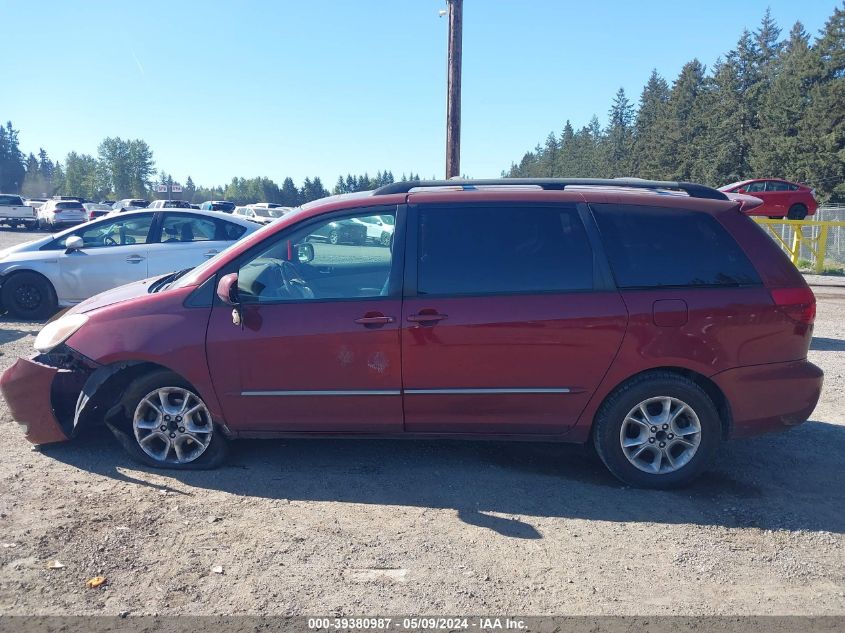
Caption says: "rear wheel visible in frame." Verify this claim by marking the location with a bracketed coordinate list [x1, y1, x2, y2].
[380, 231, 392, 247]
[329, 230, 340, 245]
[1, 271, 58, 320]
[592, 372, 721, 488]
[787, 204, 807, 221]
[109, 370, 228, 469]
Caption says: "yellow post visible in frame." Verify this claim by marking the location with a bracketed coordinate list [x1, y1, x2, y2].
[815, 224, 830, 274]
[789, 226, 801, 265]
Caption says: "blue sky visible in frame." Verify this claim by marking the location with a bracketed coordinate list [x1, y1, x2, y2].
[2, 0, 837, 187]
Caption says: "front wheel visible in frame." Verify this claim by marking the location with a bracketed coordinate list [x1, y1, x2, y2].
[592, 372, 721, 488]
[1, 271, 58, 320]
[329, 230, 340, 245]
[109, 370, 228, 469]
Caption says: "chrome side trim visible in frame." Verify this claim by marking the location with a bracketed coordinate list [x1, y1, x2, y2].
[241, 388, 572, 397]
[241, 390, 401, 397]
[405, 388, 571, 395]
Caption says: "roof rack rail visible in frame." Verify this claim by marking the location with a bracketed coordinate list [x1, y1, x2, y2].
[372, 178, 729, 201]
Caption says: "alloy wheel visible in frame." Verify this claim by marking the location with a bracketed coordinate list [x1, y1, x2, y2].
[133, 387, 213, 464]
[619, 396, 702, 474]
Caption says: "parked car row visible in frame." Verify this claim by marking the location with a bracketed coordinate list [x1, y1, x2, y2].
[0, 178, 822, 490]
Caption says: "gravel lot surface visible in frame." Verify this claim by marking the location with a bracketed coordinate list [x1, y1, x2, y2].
[0, 227, 842, 616]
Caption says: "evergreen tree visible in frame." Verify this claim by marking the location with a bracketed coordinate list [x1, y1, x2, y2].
[801, 2, 845, 199]
[280, 177, 300, 206]
[751, 22, 817, 180]
[606, 88, 635, 177]
[630, 70, 670, 178]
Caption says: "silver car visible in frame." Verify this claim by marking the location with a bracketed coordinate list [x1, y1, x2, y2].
[0, 209, 258, 319]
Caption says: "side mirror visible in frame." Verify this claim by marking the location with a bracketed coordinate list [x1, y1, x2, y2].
[64, 235, 84, 253]
[295, 242, 315, 264]
[216, 272, 240, 305]
[737, 188, 747, 194]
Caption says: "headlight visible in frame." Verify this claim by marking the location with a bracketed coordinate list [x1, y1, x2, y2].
[34, 314, 89, 353]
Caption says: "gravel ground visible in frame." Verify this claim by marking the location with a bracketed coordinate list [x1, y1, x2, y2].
[0, 227, 842, 616]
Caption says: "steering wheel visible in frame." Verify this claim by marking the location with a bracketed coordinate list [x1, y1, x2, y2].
[279, 261, 314, 299]
[103, 235, 118, 246]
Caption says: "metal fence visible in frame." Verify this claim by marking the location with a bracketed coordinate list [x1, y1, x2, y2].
[754, 207, 845, 272]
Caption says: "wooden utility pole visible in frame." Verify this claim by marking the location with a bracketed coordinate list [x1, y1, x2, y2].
[445, 0, 463, 179]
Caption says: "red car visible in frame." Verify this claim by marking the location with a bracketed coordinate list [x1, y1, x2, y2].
[0, 179, 823, 488]
[718, 178, 818, 220]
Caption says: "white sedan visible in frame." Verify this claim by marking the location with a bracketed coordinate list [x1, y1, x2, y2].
[0, 209, 258, 319]
[353, 214, 394, 246]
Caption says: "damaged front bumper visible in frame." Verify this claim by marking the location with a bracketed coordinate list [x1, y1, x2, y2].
[0, 347, 98, 444]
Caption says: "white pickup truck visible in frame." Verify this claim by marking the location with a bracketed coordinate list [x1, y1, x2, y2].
[0, 194, 37, 230]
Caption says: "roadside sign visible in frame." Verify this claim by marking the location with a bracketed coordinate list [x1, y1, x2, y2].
[171, 185, 183, 193]
[156, 184, 168, 193]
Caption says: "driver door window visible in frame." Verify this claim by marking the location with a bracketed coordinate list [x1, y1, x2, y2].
[74, 214, 154, 248]
[238, 211, 396, 303]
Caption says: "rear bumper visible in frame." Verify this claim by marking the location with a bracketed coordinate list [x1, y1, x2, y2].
[712, 359, 823, 438]
[0, 356, 68, 444]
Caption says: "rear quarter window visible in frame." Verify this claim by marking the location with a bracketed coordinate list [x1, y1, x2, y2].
[219, 220, 248, 241]
[591, 204, 761, 288]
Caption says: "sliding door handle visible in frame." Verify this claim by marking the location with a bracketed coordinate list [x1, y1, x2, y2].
[407, 312, 448, 323]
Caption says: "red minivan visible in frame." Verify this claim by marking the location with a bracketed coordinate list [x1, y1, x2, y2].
[0, 179, 823, 488]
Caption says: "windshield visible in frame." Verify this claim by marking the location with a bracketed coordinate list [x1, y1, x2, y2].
[254, 208, 282, 218]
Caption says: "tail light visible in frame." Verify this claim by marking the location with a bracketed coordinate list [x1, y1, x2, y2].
[771, 287, 816, 325]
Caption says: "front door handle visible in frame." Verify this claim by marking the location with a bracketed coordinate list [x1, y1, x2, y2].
[407, 312, 448, 324]
[355, 313, 396, 325]
[125, 255, 145, 264]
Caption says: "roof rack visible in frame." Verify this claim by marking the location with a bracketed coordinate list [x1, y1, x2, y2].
[372, 178, 729, 201]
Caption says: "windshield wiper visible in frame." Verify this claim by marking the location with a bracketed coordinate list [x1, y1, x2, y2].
[151, 268, 194, 293]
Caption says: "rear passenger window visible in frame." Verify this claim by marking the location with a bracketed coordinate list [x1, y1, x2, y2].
[592, 204, 761, 288]
[417, 205, 593, 296]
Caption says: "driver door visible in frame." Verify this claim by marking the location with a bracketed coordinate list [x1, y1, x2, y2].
[205, 206, 404, 433]
[58, 213, 155, 302]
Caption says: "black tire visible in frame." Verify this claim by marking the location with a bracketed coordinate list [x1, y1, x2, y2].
[1, 271, 58, 320]
[38, 218, 47, 230]
[592, 372, 721, 489]
[380, 231, 392, 247]
[329, 230, 340, 245]
[787, 204, 807, 221]
[107, 369, 229, 470]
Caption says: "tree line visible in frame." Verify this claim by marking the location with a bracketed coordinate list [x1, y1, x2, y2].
[0, 127, 419, 206]
[505, 5, 845, 201]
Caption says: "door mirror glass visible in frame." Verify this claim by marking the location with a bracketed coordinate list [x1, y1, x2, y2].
[64, 235, 84, 252]
[296, 242, 315, 264]
[737, 187, 747, 194]
[216, 272, 240, 305]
